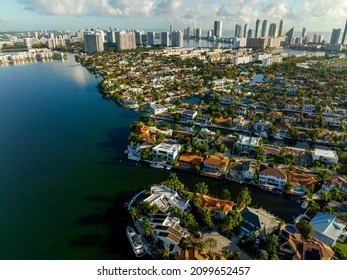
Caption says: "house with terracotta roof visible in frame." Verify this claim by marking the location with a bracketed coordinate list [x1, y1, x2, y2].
[258, 164, 287, 189]
[177, 153, 203, 169]
[323, 176, 347, 194]
[197, 193, 234, 219]
[279, 230, 334, 260]
[288, 171, 319, 188]
[202, 155, 230, 174]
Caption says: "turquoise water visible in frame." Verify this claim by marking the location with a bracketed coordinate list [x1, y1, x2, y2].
[0, 54, 303, 259]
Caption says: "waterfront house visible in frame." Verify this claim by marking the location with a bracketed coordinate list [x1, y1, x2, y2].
[285, 101, 300, 111]
[303, 103, 316, 114]
[236, 135, 260, 154]
[279, 230, 334, 260]
[202, 155, 230, 174]
[322, 104, 334, 115]
[266, 111, 283, 121]
[195, 115, 212, 126]
[310, 212, 347, 247]
[324, 116, 340, 129]
[239, 207, 281, 239]
[149, 214, 189, 253]
[312, 148, 339, 165]
[152, 143, 181, 163]
[323, 176, 347, 193]
[242, 160, 257, 180]
[177, 153, 203, 170]
[180, 110, 197, 122]
[231, 105, 248, 116]
[219, 94, 235, 105]
[233, 117, 249, 131]
[287, 171, 319, 188]
[144, 185, 191, 212]
[274, 123, 291, 137]
[150, 103, 168, 115]
[196, 193, 234, 219]
[283, 111, 301, 124]
[258, 164, 287, 189]
[253, 120, 269, 132]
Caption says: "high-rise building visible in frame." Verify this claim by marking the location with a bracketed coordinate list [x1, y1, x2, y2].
[106, 30, 116, 44]
[244, 24, 248, 38]
[255, 19, 261, 38]
[147, 31, 155, 45]
[172, 30, 183, 47]
[214, 20, 222, 37]
[195, 28, 202, 38]
[268, 23, 278, 38]
[330, 28, 341, 44]
[261, 20, 268, 37]
[341, 19, 347, 45]
[278, 20, 284, 37]
[235, 24, 242, 38]
[286, 27, 295, 45]
[135, 30, 144, 45]
[161, 31, 169, 46]
[302, 27, 307, 37]
[116, 31, 136, 50]
[83, 31, 104, 53]
[247, 29, 253, 38]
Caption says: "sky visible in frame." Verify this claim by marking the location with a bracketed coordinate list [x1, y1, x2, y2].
[0, 0, 346, 34]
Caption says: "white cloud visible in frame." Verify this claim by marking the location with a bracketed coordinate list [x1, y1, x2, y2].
[0, 17, 7, 22]
[14, 0, 347, 31]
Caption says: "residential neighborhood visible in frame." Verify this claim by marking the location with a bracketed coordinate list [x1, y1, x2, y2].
[77, 46, 347, 260]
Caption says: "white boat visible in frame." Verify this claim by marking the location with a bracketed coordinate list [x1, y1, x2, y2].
[150, 162, 164, 169]
[165, 166, 171, 170]
[301, 200, 309, 209]
[126, 226, 145, 258]
[273, 133, 284, 140]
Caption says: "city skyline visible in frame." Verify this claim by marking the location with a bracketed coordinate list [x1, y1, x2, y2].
[0, 0, 347, 33]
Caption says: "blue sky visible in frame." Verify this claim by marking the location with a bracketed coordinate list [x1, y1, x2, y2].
[0, 0, 346, 34]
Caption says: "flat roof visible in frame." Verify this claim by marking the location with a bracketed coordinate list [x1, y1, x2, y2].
[313, 148, 338, 159]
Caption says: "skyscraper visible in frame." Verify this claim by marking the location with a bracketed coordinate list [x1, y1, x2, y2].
[147, 31, 155, 45]
[278, 20, 284, 37]
[214, 21, 222, 37]
[172, 30, 183, 47]
[268, 23, 278, 38]
[195, 28, 202, 38]
[135, 30, 144, 45]
[255, 19, 261, 38]
[244, 23, 248, 38]
[247, 29, 253, 38]
[302, 27, 307, 37]
[286, 27, 295, 45]
[341, 19, 347, 45]
[161, 31, 169, 46]
[261, 20, 268, 37]
[235, 24, 242, 38]
[330, 28, 341, 44]
[116, 31, 136, 50]
[83, 31, 104, 53]
[106, 29, 116, 44]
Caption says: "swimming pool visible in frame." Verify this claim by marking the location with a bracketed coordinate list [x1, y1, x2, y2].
[292, 187, 306, 194]
[285, 225, 297, 233]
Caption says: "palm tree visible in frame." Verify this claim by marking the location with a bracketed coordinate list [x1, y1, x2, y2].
[162, 247, 171, 260]
[143, 219, 154, 238]
[205, 237, 217, 254]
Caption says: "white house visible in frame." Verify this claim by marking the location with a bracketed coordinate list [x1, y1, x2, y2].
[242, 160, 257, 180]
[150, 104, 168, 115]
[236, 135, 260, 154]
[180, 110, 197, 122]
[259, 164, 287, 189]
[312, 148, 339, 164]
[144, 185, 191, 212]
[149, 214, 189, 253]
[152, 143, 181, 163]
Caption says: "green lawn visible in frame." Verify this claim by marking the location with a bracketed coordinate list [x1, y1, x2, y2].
[334, 238, 347, 259]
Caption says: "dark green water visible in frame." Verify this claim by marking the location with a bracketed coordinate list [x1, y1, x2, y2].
[0, 55, 302, 260]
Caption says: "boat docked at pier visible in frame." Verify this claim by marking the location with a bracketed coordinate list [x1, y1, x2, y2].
[126, 226, 145, 258]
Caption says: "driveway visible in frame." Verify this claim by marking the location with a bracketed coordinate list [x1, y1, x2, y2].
[201, 230, 252, 260]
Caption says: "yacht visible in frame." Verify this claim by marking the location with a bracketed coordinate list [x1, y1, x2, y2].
[126, 226, 145, 258]
[150, 162, 164, 169]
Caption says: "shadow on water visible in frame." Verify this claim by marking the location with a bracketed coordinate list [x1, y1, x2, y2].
[69, 191, 138, 259]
